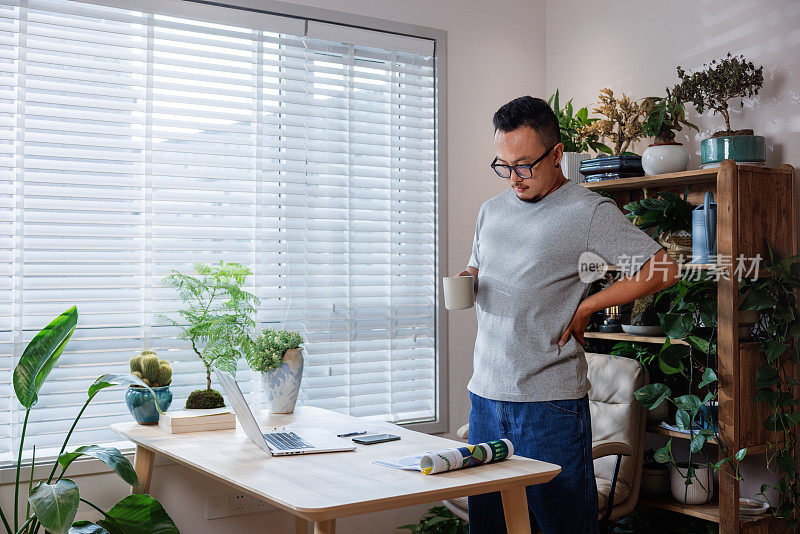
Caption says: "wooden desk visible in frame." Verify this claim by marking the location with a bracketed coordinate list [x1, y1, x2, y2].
[112, 406, 560, 534]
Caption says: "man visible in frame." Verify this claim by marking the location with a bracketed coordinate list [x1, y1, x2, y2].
[458, 96, 680, 533]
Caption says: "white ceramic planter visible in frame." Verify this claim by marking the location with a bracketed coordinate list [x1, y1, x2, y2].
[642, 143, 690, 175]
[561, 152, 592, 183]
[670, 463, 714, 504]
[261, 348, 304, 414]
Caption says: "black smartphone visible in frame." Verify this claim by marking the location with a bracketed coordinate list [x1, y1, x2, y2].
[352, 433, 401, 445]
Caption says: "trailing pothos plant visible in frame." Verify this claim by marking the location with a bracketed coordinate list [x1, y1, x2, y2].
[739, 242, 800, 525]
[633, 274, 748, 498]
[4, 306, 180, 534]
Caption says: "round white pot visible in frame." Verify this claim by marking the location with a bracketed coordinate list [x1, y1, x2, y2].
[261, 348, 304, 414]
[670, 463, 714, 504]
[642, 143, 690, 175]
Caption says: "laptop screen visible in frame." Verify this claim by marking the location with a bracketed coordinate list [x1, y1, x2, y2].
[213, 369, 272, 456]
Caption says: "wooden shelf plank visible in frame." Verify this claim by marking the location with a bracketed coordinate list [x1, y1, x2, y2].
[646, 423, 718, 444]
[638, 494, 776, 524]
[583, 331, 686, 346]
[581, 168, 718, 191]
[580, 165, 790, 192]
[639, 494, 721, 522]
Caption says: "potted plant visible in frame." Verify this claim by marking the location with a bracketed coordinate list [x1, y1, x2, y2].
[578, 88, 646, 182]
[125, 350, 173, 424]
[670, 461, 714, 505]
[641, 86, 699, 175]
[162, 261, 259, 409]
[247, 328, 304, 413]
[623, 188, 693, 263]
[675, 52, 765, 168]
[611, 342, 667, 422]
[642, 449, 670, 495]
[548, 89, 611, 182]
[4, 306, 180, 534]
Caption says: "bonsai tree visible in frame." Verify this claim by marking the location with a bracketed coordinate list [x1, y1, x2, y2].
[247, 328, 304, 373]
[162, 261, 259, 409]
[641, 86, 699, 144]
[547, 89, 611, 154]
[579, 88, 645, 155]
[675, 52, 764, 137]
[130, 350, 172, 387]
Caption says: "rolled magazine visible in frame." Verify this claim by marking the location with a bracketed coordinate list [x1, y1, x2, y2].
[373, 439, 514, 475]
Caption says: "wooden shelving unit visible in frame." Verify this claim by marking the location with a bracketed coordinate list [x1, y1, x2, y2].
[582, 162, 797, 533]
[583, 331, 686, 346]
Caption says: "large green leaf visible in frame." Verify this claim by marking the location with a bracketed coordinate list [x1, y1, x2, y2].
[659, 313, 694, 339]
[675, 409, 691, 431]
[14, 307, 78, 408]
[690, 433, 706, 453]
[740, 289, 775, 310]
[59, 446, 139, 487]
[97, 495, 179, 534]
[634, 383, 671, 410]
[88, 374, 163, 413]
[674, 394, 702, 417]
[28, 479, 80, 534]
[755, 365, 780, 388]
[699, 368, 718, 389]
[70, 522, 110, 534]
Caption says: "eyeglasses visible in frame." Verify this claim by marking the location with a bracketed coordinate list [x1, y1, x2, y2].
[490, 145, 556, 179]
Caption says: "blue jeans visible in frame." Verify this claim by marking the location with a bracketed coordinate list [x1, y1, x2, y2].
[467, 391, 599, 534]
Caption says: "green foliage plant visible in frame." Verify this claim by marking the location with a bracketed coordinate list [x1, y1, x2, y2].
[129, 351, 172, 388]
[611, 341, 657, 367]
[675, 52, 764, 137]
[642, 86, 699, 144]
[5, 307, 179, 534]
[547, 89, 612, 154]
[633, 275, 748, 501]
[161, 261, 259, 406]
[623, 188, 693, 238]
[247, 329, 304, 373]
[740, 242, 800, 525]
[398, 506, 468, 534]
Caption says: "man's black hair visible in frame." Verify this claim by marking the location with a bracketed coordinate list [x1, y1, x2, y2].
[492, 96, 561, 148]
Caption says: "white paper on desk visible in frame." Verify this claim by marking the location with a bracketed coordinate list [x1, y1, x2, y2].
[373, 455, 426, 471]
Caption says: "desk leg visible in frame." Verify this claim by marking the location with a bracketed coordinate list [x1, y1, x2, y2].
[132, 445, 155, 495]
[313, 519, 335, 534]
[500, 486, 531, 534]
[294, 516, 307, 534]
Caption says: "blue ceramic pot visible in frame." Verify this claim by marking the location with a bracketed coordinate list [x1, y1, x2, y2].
[700, 135, 765, 167]
[125, 385, 172, 425]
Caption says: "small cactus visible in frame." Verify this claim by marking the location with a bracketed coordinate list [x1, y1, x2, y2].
[157, 363, 172, 386]
[130, 351, 172, 387]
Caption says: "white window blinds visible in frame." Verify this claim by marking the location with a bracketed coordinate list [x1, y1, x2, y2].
[0, 0, 438, 454]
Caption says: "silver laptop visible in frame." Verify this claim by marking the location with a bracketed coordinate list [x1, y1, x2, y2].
[214, 369, 356, 456]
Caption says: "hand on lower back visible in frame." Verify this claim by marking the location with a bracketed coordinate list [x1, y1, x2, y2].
[559, 301, 592, 347]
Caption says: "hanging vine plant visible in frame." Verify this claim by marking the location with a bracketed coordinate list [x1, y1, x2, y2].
[740, 242, 800, 526]
[633, 274, 748, 499]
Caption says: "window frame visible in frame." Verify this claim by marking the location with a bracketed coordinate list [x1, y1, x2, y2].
[6, 0, 449, 445]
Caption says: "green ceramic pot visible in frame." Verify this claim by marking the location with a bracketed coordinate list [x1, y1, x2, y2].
[700, 135, 765, 167]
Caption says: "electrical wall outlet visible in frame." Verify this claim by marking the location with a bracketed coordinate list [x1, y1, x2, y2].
[206, 493, 229, 520]
[255, 498, 275, 512]
[230, 493, 248, 516]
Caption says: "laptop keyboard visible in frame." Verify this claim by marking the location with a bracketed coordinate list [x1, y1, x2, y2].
[263, 431, 314, 450]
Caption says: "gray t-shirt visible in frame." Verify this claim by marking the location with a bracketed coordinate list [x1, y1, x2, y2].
[467, 180, 663, 402]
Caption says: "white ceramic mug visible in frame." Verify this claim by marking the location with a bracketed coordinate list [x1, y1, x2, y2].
[443, 276, 474, 310]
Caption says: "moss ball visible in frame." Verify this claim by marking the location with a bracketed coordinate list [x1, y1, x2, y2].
[185, 388, 225, 409]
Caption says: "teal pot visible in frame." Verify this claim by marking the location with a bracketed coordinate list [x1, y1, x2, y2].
[261, 348, 304, 413]
[700, 135, 765, 168]
[125, 385, 172, 425]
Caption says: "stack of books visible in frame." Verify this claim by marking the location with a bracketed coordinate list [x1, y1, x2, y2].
[158, 408, 236, 434]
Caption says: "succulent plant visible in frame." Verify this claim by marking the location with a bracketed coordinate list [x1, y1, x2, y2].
[129, 350, 172, 387]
